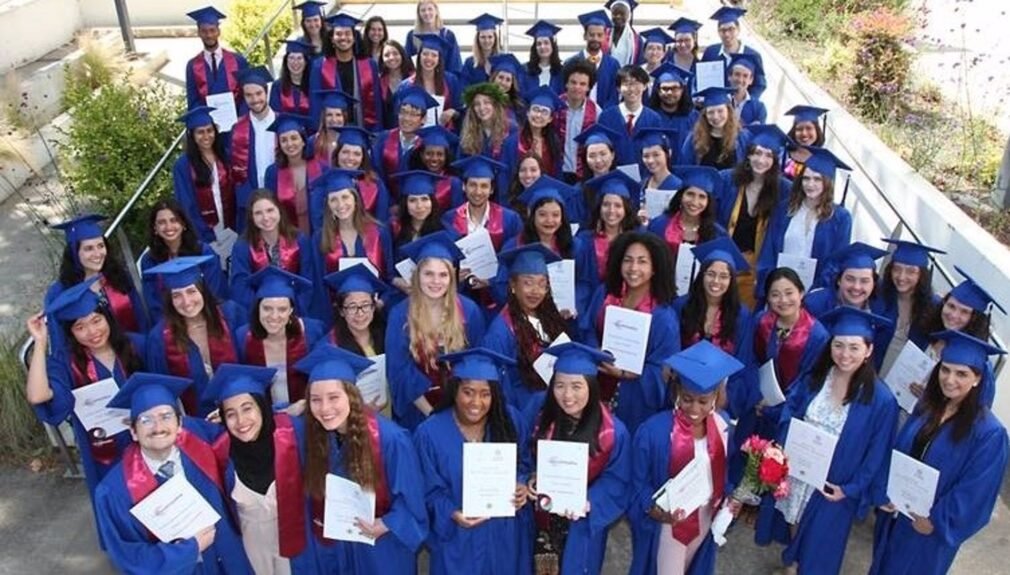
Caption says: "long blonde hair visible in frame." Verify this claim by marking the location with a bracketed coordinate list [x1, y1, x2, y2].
[320, 185, 380, 254]
[459, 99, 508, 157]
[692, 105, 742, 165]
[413, 0, 444, 34]
[406, 258, 467, 367]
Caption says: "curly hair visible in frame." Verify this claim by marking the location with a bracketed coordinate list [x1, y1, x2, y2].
[504, 282, 571, 391]
[604, 232, 677, 305]
[304, 382, 377, 499]
[526, 36, 563, 77]
[58, 238, 135, 296]
[691, 105, 742, 165]
[459, 86, 510, 157]
[879, 261, 936, 339]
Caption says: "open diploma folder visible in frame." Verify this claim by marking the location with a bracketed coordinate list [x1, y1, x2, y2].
[129, 474, 221, 543]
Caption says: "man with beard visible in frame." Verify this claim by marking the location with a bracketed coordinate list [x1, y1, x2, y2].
[563, 10, 621, 108]
[185, 6, 249, 113]
[229, 67, 277, 233]
[309, 12, 385, 131]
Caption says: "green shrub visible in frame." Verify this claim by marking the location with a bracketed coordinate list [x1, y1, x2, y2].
[0, 336, 47, 463]
[222, 0, 295, 67]
[773, 0, 831, 40]
[846, 7, 913, 121]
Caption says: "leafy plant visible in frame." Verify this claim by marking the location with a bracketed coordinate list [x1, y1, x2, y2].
[846, 7, 913, 121]
[222, 0, 295, 67]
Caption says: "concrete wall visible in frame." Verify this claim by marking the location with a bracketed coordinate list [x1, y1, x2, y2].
[743, 23, 1010, 422]
[77, 0, 234, 28]
[0, 0, 82, 70]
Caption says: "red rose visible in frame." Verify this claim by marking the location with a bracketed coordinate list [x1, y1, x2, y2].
[758, 458, 789, 485]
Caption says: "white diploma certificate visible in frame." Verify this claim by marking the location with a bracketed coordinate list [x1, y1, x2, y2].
[547, 259, 576, 313]
[395, 258, 417, 281]
[129, 474, 221, 543]
[426, 94, 446, 127]
[324, 474, 377, 545]
[462, 443, 517, 518]
[205, 92, 238, 132]
[884, 341, 936, 413]
[617, 163, 641, 182]
[72, 377, 129, 436]
[675, 242, 698, 297]
[600, 306, 652, 375]
[651, 457, 713, 517]
[694, 59, 727, 92]
[533, 333, 571, 385]
[777, 253, 818, 293]
[758, 359, 787, 407]
[536, 440, 589, 517]
[886, 450, 939, 519]
[456, 228, 499, 280]
[339, 257, 380, 278]
[355, 354, 388, 407]
[785, 418, 838, 490]
[644, 188, 677, 220]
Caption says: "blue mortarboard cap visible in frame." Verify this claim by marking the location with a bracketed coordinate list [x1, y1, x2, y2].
[295, 1, 327, 19]
[417, 125, 459, 149]
[250, 266, 312, 301]
[51, 213, 106, 246]
[202, 363, 277, 405]
[441, 348, 516, 381]
[605, 0, 639, 11]
[803, 146, 851, 180]
[323, 263, 388, 295]
[578, 10, 613, 28]
[144, 255, 214, 290]
[469, 13, 504, 31]
[821, 306, 892, 339]
[490, 53, 523, 78]
[695, 86, 734, 107]
[268, 113, 312, 135]
[520, 175, 570, 208]
[177, 106, 216, 130]
[237, 66, 273, 87]
[108, 372, 192, 419]
[415, 33, 449, 55]
[586, 171, 637, 200]
[46, 277, 101, 322]
[312, 168, 363, 193]
[391, 170, 441, 196]
[829, 241, 887, 271]
[574, 123, 620, 147]
[673, 165, 720, 196]
[692, 237, 751, 273]
[640, 27, 673, 46]
[711, 6, 747, 25]
[664, 340, 745, 394]
[749, 124, 793, 155]
[334, 125, 371, 148]
[526, 20, 562, 38]
[452, 155, 505, 180]
[950, 266, 1006, 314]
[396, 85, 439, 111]
[786, 105, 829, 124]
[633, 127, 680, 151]
[400, 230, 465, 264]
[669, 17, 703, 35]
[650, 62, 692, 85]
[527, 85, 565, 112]
[499, 244, 561, 277]
[547, 342, 614, 376]
[729, 52, 761, 75]
[294, 343, 374, 384]
[881, 238, 945, 268]
[316, 89, 358, 110]
[187, 6, 227, 26]
[326, 12, 361, 29]
[284, 40, 314, 55]
[932, 330, 1006, 371]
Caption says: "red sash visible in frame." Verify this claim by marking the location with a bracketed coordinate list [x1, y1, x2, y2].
[358, 177, 380, 216]
[320, 57, 338, 90]
[592, 233, 610, 281]
[382, 129, 403, 186]
[668, 410, 725, 544]
[212, 414, 307, 557]
[276, 161, 323, 232]
[519, 133, 557, 177]
[357, 58, 378, 127]
[755, 309, 816, 388]
[685, 309, 735, 355]
[449, 203, 507, 250]
[433, 175, 453, 212]
[190, 51, 240, 103]
[279, 85, 310, 115]
[596, 291, 656, 402]
[663, 212, 686, 254]
[323, 224, 385, 275]
[500, 310, 547, 391]
[192, 158, 235, 231]
[230, 116, 252, 187]
[242, 329, 310, 403]
[124, 428, 223, 511]
[71, 354, 129, 465]
[162, 309, 238, 414]
[559, 97, 598, 177]
[249, 233, 302, 275]
[102, 278, 139, 332]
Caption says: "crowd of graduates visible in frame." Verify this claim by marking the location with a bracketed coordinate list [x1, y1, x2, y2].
[22, 1, 1008, 574]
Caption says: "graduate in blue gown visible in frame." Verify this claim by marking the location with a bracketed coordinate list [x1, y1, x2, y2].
[413, 348, 533, 575]
[803, 242, 888, 319]
[372, 87, 438, 187]
[144, 256, 245, 417]
[269, 41, 313, 117]
[646, 64, 697, 156]
[522, 21, 564, 96]
[678, 87, 752, 169]
[172, 107, 239, 245]
[580, 231, 681, 433]
[384, 233, 487, 430]
[404, 2, 463, 74]
[94, 372, 253, 575]
[184, 7, 249, 111]
[460, 14, 504, 87]
[755, 307, 899, 575]
[522, 342, 630, 575]
[629, 341, 745, 575]
[699, 7, 767, 99]
[295, 344, 428, 575]
[727, 53, 767, 125]
[563, 11, 621, 109]
[869, 331, 1009, 575]
[596, 65, 663, 167]
[202, 365, 318, 574]
[636, 128, 683, 210]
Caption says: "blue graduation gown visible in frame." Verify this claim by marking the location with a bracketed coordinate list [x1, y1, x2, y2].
[185, 51, 249, 111]
[714, 170, 792, 231]
[371, 129, 415, 183]
[756, 202, 852, 299]
[145, 301, 245, 417]
[384, 295, 487, 430]
[580, 287, 681, 433]
[413, 407, 533, 575]
[461, 56, 491, 87]
[678, 129, 752, 167]
[405, 29, 463, 74]
[309, 225, 395, 324]
[522, 68, 562, 98]
[172, 155, 238, 244]
[801, 288, 849, 319]
[522, 393, 631, 575]
[562, 52, 620, 109]
[140, 245, 228, 325]
[307, 56, 386, 131]
[653, 108, 698, 156]
[869, 293, 940, 370]
[44, 279, 149, 358]
[756, 376, 899, 574]
[308, 176, 392, 233]
[312, 415, 428, 575]
[234, 317, 325, 364]
[736, 98, 767, 125]
[700, 44, 767, 99]
[94, 418, 253, 575]
[481, 311, 553, 412]
[869, 410, 1009, 575]
[268, 82, 310, 117]
[596, 106, 664, 167]
[229, 232, 315, 316]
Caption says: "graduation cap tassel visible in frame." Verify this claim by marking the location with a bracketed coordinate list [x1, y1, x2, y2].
[841, 174, 851, 206]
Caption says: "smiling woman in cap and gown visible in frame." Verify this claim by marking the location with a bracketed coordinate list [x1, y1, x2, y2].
[94, 372, 253, 574]
[413, 348, 533, 575]
[172, 106, 239, 245]
[295, 344, 428, 574]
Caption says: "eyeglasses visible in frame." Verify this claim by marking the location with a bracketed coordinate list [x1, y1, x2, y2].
[342, 303, 375, 316]
[136, 411, 177, 428]
[528, 105, 553, 117]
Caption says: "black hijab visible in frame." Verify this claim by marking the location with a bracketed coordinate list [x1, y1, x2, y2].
[228, 393, 276, 495]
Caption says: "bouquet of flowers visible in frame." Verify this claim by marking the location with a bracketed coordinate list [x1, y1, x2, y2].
[733, 435, 790, 505]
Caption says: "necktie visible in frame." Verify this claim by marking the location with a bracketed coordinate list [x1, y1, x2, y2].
[211, 52, 219, 82]
[626, 114, 635, 135]
[156, 460, 175, 481]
